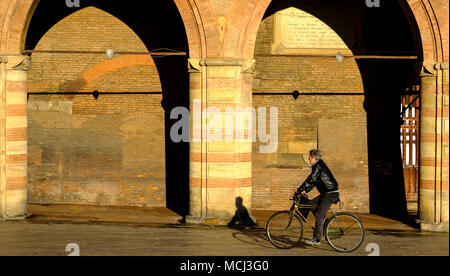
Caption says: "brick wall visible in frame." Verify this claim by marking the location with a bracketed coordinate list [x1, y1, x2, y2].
[251, 6, 370, 213]
[27, 7, 166, 207]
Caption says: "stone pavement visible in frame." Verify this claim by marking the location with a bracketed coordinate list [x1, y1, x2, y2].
[0, 220, 448, 256]
[0, 205, 447, 256]
[26, 204, 421, 231]
[27, 204, 183, 225]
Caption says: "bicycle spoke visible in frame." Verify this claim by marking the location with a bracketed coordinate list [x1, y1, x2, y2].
[326, 214, 364, 253]
[284, 217, 294, 230]
[266, 211, 303, 249]
[342, 221, 359, 234]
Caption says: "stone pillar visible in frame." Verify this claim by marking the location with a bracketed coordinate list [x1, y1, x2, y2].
[419, 62, 449, 232]
[0, 54, 30, 221]
[187, 58, 255, 224]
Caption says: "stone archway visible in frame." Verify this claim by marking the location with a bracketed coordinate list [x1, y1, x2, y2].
[1, 0, 446, 76]
[1, 0, 448, 230]
[169, 0, 448, 228]
[0, 0, 186, 219]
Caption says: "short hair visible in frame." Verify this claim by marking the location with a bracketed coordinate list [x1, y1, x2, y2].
[309, 149, 322, 160]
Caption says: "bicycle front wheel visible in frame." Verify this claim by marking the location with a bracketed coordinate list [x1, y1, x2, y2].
[325, 213, 365, 253]
[266, 211, 304, 249]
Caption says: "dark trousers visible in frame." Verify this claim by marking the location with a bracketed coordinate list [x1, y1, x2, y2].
[298, 193, 340, 241]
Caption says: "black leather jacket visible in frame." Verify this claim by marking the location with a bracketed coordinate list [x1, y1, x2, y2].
[297, 159, 339, 195]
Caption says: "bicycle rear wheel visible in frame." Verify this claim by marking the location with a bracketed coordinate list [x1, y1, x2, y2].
[325, 213, 365, 253]
[266, 211, 304, 249]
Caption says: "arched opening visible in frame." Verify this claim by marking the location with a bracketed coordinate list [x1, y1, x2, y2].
[2, 0, 445, 229]
[252, 0, 421, 221]
[24, 1, 190, 217]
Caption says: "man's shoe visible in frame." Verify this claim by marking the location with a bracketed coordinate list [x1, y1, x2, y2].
[304, 239, 321, 246]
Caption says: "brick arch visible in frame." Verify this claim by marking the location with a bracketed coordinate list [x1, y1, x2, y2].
[174, 0, 221, 58]
[404, 0, 448, 64]
[1, 0, 220, 58]
[223, 0, 271, 58]
[3, 0, 446, 62]
[65, 55, 159, 93]
[0, 0, 37, 53]
[240, 0, 447, 63]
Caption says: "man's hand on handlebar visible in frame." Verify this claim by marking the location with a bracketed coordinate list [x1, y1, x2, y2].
[295, 190, 307, 196]
[294, 190, 310, 201]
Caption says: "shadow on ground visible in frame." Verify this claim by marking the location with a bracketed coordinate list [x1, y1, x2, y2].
[229, 226, 337, 253]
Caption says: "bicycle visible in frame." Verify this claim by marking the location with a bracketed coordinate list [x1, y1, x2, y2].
[266, 193, 365, 253]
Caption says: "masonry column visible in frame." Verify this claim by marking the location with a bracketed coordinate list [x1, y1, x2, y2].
[419, 62, 449, 232]
[0, 54, 30, 221]
[187, 58, 255, 224]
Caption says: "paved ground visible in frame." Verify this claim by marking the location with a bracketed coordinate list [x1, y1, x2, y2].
[26, 204, 422, 231]
[0, 205, 448, 256]
[0, 220, 448, 256]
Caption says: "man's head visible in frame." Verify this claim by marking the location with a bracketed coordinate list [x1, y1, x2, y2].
[308, 149, 322, 165]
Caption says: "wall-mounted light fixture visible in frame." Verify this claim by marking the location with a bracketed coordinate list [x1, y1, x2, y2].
[336, 52, 344, 63]
[106, 49, 114, 59]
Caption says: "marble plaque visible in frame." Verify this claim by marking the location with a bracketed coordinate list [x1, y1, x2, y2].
[271, 7, 355, 56]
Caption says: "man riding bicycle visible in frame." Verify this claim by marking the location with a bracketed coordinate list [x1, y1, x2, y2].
[296, 149, 340, 246]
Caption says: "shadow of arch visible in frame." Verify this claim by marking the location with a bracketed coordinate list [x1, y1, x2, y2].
[65, 55, 159, 93]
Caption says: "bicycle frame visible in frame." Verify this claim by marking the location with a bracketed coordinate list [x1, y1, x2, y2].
[266, 195, 365, 252]
[290, 201, 337, 230]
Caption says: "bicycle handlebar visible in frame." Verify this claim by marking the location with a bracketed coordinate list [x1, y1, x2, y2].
[291, 193, 311, 202]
